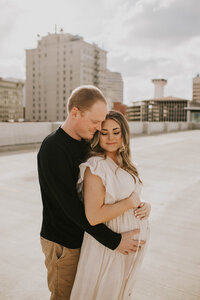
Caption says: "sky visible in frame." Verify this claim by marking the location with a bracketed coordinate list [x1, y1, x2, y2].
[1, 0, 200, 105]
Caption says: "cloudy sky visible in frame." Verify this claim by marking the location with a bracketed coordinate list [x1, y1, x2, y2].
[0, 0, 200, 104]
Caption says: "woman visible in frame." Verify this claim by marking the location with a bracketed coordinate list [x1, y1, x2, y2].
[70, 110, 151, 300]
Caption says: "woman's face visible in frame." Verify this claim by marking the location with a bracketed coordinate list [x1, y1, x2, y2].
[99, 119, 123, 154]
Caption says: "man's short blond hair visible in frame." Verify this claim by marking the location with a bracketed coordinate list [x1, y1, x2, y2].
[68, 85, 107, 113]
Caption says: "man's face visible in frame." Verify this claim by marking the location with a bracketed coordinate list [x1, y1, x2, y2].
[75, 101, 107, 140]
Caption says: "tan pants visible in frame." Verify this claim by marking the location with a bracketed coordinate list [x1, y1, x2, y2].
[40, 237, 80, 300]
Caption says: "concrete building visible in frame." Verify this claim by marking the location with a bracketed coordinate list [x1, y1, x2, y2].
[192, 74, 200, 103]
[25, 32, 107, 122]
[0, 77, 24, 122]
[126, 79, 189, 122]
[105, 70, 123, 108]
[126, 97, 189, 122]
[185, 74, 200, 122]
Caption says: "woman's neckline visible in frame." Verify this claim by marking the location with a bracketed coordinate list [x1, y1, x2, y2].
[106, 156, 120, 168]
[105, 155, 138, 183]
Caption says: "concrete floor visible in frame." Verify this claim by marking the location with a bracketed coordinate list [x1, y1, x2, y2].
[0, 130, 200, 300]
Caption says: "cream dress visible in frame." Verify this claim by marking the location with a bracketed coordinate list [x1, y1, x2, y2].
[70, 156, 150, 300]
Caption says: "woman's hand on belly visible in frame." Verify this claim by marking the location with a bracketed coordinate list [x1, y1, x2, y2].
[134, 202, 151, 219]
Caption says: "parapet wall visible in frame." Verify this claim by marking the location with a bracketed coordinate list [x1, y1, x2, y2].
[0, 122, 199, 147]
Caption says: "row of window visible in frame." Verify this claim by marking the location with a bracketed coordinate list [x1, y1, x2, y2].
[32, 96, 70, 102]
[32, 116, 66, 121]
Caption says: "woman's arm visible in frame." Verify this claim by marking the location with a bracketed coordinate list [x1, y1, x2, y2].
[84, 167, 140, 226]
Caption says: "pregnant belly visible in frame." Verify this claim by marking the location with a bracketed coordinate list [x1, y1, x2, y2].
[105, 209, 149, 241]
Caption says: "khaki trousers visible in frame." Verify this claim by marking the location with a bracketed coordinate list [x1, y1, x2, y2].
[40, 237, 80, 300]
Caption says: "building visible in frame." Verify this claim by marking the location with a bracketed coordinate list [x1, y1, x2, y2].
[126, 79, 189, 122]
[192, 74, 200, 103]
[185, 74, 200, 122]
[126, 97, 188, 122]
[0, 77, 24, 122]
[152, 79, 167, 98]
[105, 70, 123, 108]
[25, 32, 107, 121]
[113, 102, 127, 116]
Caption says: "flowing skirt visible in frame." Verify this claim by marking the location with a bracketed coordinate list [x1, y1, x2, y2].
[70, 209, 150, 300]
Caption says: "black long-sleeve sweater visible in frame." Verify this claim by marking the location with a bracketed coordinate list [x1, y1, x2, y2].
[37, 127, 121, 250]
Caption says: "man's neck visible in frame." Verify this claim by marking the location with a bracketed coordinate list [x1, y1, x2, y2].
[61, 119, 81, 141]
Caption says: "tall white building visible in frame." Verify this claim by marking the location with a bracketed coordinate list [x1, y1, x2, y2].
[185, 74, 200, 122]
[105, 70, 123, 108]
[0, 77, 24, 122]
[26, 32, 107, 121]
[192, 74, 200, 103]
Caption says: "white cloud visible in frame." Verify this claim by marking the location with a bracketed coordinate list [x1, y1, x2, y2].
[0, 0, 199, 104]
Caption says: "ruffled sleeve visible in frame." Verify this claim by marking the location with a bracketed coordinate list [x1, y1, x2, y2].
[77, 156, 106, 190]
[77, 156, 117, 203]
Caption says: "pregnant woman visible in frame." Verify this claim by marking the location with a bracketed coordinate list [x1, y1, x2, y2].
[70, 110, 150, 300]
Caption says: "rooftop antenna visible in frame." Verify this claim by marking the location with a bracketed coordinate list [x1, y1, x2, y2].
[55, 24, 57, 34]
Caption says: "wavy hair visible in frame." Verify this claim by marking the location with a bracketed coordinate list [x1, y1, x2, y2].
[87, 110, 142, 184]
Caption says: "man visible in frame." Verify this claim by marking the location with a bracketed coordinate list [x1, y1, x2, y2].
[38, 85, 143, 300]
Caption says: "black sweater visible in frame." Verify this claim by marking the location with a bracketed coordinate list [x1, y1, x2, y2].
[37, 127, 121, 250]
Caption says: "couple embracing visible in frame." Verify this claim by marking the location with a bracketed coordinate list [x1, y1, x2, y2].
[37, 85, 151, 300]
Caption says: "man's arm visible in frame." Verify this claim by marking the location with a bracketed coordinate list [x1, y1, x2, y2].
[38, 143, 121, 250]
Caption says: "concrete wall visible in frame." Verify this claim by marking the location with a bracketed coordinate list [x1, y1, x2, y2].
[130, 122, 192, 136]
[0, 121, 197, 147]
[0, 122, 52, 146]
[129, 122, 144, 135]
[166, 122, 179, 132]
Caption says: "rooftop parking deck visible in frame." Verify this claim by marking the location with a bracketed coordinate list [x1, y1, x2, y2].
[0, 130, 200, 299]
